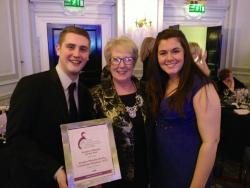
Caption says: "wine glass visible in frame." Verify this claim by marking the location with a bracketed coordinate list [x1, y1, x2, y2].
[235, 89, 244, 108]
[223, 89, 230, 105]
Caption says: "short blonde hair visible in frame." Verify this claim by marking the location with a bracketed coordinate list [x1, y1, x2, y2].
[140, 37, 156, 61]
[189, 42, 201, 55]
[104, 36, 138, 65]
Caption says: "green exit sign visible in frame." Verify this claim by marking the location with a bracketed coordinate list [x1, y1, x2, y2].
[64, 0, 84, 7]
[189, 4, 205, 13]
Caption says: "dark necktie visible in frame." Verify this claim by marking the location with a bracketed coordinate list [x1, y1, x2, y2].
[68, 82, 78, 122]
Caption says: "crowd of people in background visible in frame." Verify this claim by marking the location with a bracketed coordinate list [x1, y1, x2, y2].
[2, 25, 249, 188]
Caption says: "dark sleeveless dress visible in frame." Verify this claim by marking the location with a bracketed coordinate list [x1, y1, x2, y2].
[151, 79, 212, 188]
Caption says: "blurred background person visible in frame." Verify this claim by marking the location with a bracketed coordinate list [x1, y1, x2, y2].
[91, 36, 149, 188]
[189, 41, 210, 76]
[140, 37, 156, 82]
[147, 29, 220, 188]
[217, 68, 247, 99]
[217, 68, 246, 94]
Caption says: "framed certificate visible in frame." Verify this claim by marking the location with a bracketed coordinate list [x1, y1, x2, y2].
[60, 118, 121, 188]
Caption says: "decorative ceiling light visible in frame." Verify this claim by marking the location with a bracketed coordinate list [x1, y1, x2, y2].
[135, 18, 152, 28]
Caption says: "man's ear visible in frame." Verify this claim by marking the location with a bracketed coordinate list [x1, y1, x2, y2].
[55, 44, 60, 56]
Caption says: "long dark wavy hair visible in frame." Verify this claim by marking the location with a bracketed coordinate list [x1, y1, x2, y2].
[147, 29, 210, 119]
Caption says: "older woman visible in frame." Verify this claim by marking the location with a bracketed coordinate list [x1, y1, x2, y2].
[91, 36, 148, 188]
[217, 68, 246, 98]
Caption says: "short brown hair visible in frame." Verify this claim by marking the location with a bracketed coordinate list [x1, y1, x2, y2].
[58, 26, 90, 46]
[140, 37, 156, 61]
[218, 68, 232, 81]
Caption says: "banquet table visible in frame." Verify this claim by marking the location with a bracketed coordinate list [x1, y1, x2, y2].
[220, 104, 250, 161]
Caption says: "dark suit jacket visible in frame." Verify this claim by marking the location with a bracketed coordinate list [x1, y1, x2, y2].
[4, 69, 95, 188]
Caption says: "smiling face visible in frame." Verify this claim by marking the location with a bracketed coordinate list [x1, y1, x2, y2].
[157, 38, 184, 79]
[109, 46, 135, 84]
[56, 32, 90, 80]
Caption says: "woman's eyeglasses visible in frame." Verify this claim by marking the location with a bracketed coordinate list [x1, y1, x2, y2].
[111, 57, 135, 65]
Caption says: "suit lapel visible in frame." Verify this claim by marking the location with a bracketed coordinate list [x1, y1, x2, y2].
[49, 69, 69, 122]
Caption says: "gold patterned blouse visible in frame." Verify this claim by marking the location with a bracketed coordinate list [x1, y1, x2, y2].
[90, 75, 147, 181]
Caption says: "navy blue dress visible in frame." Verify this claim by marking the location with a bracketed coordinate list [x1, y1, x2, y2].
[151, 79, 211, 188]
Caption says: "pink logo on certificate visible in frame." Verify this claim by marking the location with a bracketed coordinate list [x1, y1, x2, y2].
[78, 131, 86, 149]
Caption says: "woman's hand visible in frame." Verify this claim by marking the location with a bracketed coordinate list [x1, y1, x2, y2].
[201, 50, 207, 64]
[196, 49, 210, 76]
[56, 168, 68, 188]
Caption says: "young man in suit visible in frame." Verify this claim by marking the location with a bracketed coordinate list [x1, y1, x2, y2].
[5, 26, 95, 188]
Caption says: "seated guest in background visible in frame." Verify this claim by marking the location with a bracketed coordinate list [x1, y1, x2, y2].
[147, 29, 220, 188]
[91, 36, 148, 188]
[140, 37, 156, 82]
[217, 68, 246, 98]
[189, 42, 210, 76]
[5, 26, 96, 188]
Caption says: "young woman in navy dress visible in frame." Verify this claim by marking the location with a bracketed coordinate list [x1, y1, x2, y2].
[147, 29, 221, 188]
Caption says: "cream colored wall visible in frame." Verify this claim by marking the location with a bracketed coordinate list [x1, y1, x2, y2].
[180, 26, 207, 51]
[0, 0, 22, 104]
[228, 0, 250, 88]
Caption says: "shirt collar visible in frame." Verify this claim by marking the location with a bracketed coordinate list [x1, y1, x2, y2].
[56, 64, 79, 91]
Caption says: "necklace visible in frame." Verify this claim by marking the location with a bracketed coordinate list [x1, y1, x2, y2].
[125, 94, 144, 118]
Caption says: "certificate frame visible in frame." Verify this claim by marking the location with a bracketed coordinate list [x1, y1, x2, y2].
[61, 118, 121, 188]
